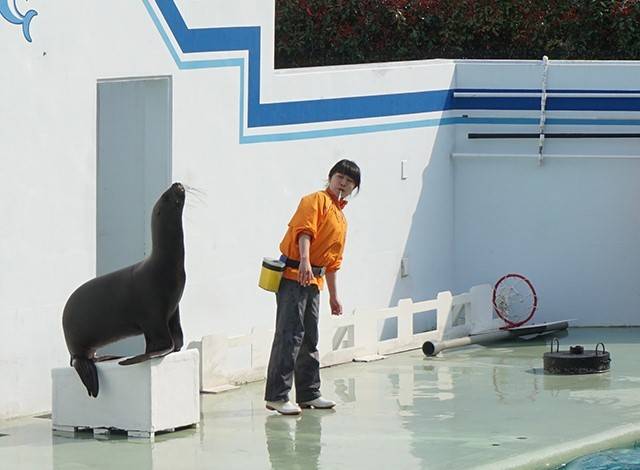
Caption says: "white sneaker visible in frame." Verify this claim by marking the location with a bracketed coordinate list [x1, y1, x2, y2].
[298, 397, 336, 409]
[265, 400, 302, 415]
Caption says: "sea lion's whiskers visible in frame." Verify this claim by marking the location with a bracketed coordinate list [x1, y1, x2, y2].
[183, 185, 207, 206]
[184, 184, 207, 196]
[184, 183, 203, 190]
[185, 200, 204, 210]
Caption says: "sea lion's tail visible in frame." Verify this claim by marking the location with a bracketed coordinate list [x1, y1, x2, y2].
[71, 356, 99, 398]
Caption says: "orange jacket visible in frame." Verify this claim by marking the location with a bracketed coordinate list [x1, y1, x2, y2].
[280, 189, 348, 289]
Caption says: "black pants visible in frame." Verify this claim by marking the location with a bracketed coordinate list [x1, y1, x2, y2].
[264, 278, 321, 403]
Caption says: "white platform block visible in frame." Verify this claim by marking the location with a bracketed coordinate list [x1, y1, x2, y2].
[52, 349, 200, 438]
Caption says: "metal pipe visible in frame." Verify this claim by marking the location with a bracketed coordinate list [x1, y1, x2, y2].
[453, 92, 640, 98]
[451, 153, 640, 159]
[422, 331, 511, 356]
[538, 55, 549, 166]
[423, 320, 571, 356]
[468, 133, 640, 139]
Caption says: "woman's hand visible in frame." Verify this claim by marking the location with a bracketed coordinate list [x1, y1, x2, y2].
[297, 234, 314, 286]
[326, 271, 342, 315]
[330, 296, 343, 316]
[298, 259, 314, 286]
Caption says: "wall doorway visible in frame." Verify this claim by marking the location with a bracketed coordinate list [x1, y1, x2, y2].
[96, 76, 172, 357]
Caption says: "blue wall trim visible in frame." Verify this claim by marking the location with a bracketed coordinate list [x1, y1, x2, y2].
[146, 0, 640, 143]
[454, 96, 640, 112]
[153, 0, 455, 128]
[239, 117, 640, 144]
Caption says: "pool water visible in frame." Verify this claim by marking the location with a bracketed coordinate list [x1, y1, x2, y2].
[561, 444, 640, 469]
[2, 327, 640, 469]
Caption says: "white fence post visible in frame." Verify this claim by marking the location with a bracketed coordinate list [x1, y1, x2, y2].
[436, 291, 453, 339]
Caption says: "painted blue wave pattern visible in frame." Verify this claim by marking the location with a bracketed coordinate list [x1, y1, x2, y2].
[0, 0, 37, 42]
[145, 0, 640, 142]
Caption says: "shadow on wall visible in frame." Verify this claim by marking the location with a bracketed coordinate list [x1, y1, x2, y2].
[452, 154, 640, 326]
[380, 121, 456, 340]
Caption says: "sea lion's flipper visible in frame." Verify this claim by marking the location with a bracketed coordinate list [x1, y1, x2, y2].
[169, 307, 184, 351]
[118, 345, 174, 366]
[72, 357, 99, 398]
[118, 316, 175, 366]
[94, 355, 122, 362]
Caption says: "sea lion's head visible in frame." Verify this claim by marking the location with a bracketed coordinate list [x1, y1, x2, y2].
[169, 182, 186, 207]
[150, 183, 186, 251]
[154, 182, 186, 218]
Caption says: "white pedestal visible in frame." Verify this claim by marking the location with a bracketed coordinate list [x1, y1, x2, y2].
[52, 349, 200, 439]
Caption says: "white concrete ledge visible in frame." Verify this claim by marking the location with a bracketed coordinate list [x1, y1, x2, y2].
[52, 349, 200, 439]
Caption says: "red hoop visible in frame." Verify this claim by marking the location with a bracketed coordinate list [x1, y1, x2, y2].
[492, 273, 538, 328]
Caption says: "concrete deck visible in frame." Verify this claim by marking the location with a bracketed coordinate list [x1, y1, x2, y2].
[1, 327, 639, 469]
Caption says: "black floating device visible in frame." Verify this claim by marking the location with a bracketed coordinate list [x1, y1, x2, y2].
[543, 338, 611, 375]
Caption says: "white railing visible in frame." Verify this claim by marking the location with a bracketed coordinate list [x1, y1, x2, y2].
[193, 284, 500, 393]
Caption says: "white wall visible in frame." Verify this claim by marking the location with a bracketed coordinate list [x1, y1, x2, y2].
[453, 155, 640, 326]
[0, 0, 455, 419]
[2, 0, 640, 419]
[452, 61, 640, 326]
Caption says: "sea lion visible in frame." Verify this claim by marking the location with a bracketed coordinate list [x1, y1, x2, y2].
[62, 182, 186, 397]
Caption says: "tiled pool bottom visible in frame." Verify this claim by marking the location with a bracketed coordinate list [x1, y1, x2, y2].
[560, 444, 640, 469]
[1, 327, 640, 469]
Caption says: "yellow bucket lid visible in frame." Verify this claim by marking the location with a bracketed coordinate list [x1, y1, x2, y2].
[262, 258, 285, 271]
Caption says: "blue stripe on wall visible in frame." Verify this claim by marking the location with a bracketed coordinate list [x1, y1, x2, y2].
[454, 97, 640, 112]
[153, 0, 457, 127]
[147, 0, 640, 141]
[243, 117, 640, 144]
